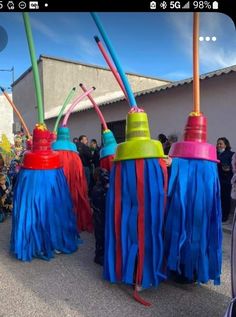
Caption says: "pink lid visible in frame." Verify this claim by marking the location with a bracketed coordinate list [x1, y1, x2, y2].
[169, 141, 219, 162]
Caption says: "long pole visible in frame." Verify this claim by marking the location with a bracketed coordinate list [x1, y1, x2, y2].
[80, 83, 108, 130]
[193, 13, 200, 114]
[62, 87, 95, 126]
[23, 12, 44, 124]
[0, 87, 31, 138]
[91, 12, 137, 108]
[53, 87, 76, 132]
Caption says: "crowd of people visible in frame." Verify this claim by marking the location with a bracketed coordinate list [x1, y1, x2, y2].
[73, 135, 100, 193]
[0, 132, 29, 222]
[0, 131, 235, 265]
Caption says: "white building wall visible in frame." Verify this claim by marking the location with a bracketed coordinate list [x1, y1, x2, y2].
[13, 56, 169, 133]
[42, 57, 169, 113]
[12, 63, 43, 133]
[46, 71, 236, 152]
[0, 94, 14, 143]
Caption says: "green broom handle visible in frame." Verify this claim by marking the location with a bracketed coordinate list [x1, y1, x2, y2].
[53, 87, 76, 132]
[23, 12, 44, 124]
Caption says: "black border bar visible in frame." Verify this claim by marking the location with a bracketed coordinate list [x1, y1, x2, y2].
[0, 0, 236, 26]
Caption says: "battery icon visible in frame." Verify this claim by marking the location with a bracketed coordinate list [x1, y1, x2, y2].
[212, 1, 218, 9]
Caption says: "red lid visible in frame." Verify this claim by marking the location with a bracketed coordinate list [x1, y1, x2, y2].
[22, 125, 61, 169]
[184, 114, 207, 143]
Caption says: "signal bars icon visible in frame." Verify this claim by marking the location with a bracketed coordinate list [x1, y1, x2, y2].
[182, 1, 190, 9]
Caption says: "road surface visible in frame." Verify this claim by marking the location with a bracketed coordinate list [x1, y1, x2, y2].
[0, 218, 231, 317]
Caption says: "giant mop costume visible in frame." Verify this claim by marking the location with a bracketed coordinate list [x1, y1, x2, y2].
[91, 13, 167, 305]
[11, 13, 79, 261]
[164, 13, 222, 284]
[52, 88, 95, 232]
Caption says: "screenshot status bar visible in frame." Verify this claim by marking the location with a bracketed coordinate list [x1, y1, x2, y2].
[0, 0, 234, 12]
[0, 0, 235, 24]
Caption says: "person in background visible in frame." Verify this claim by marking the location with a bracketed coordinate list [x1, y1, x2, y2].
[217, 137, 235, 222]
[161, 134, 178, 175]
[158, 133, 168, 148]
[0, 153, 5, 172]
[90, 139, 100, 169]
[91, 167, 110, 265]
[165, 134, 178, 155]
[0, 173, 12, 221]
[8, 136, 25, 190]
[73, 137, 79, 147]
[77, 135, 93, 189]
[12, 135, 24, 159]
[231, 152, 236, 210]
[8, 157, 21, 189]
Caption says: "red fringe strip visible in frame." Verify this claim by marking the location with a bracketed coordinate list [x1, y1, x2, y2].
[58, 151, 93, 232]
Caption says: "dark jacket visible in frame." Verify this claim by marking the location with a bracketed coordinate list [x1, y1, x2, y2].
[217, 149, 235, 184]
[77, 142, 92, 167]
[91, 168, 109, 263]
[91, 146, 100, 169]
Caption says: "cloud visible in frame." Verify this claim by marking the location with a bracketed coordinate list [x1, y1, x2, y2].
[168, 13, 236, 72]
[74, 35, 99, 57]
[200, 44, 236, 69]
[29, 16, 62, 44]
[72, 35, 108, 66]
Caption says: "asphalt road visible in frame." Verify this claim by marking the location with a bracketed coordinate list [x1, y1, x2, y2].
[0, 218, 232, 317]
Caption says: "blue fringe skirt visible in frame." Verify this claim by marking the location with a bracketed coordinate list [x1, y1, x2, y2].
[164, 158, 222, 284]
[11, 168, 80, 261]
[104, 158, 166, 289]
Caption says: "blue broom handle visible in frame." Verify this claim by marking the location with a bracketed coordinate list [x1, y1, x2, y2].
[90, 12, 137, 108]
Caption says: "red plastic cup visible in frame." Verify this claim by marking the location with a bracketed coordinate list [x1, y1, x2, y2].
[23, 127, 61, 169]
[184, 115, 207, 143]
[169, 114, 218, 162]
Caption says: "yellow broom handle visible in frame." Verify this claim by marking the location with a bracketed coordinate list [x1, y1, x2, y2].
[193, 12, 200, 114]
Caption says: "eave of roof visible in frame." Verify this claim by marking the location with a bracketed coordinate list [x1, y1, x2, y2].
[12, 54, 170, 87]
[45, 64, 236, 120]
[92, 64, 236, 107]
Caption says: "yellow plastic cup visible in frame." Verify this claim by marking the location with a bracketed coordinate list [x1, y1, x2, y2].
[114, 112, 166, 161]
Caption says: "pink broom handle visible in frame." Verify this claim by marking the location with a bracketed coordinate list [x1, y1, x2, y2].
[79, 83, 108, 131]
[94, 36, 128, 101]
[62, 87, 95, 126]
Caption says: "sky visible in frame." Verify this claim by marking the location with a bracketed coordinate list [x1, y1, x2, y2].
[0, 12, 236, 90]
